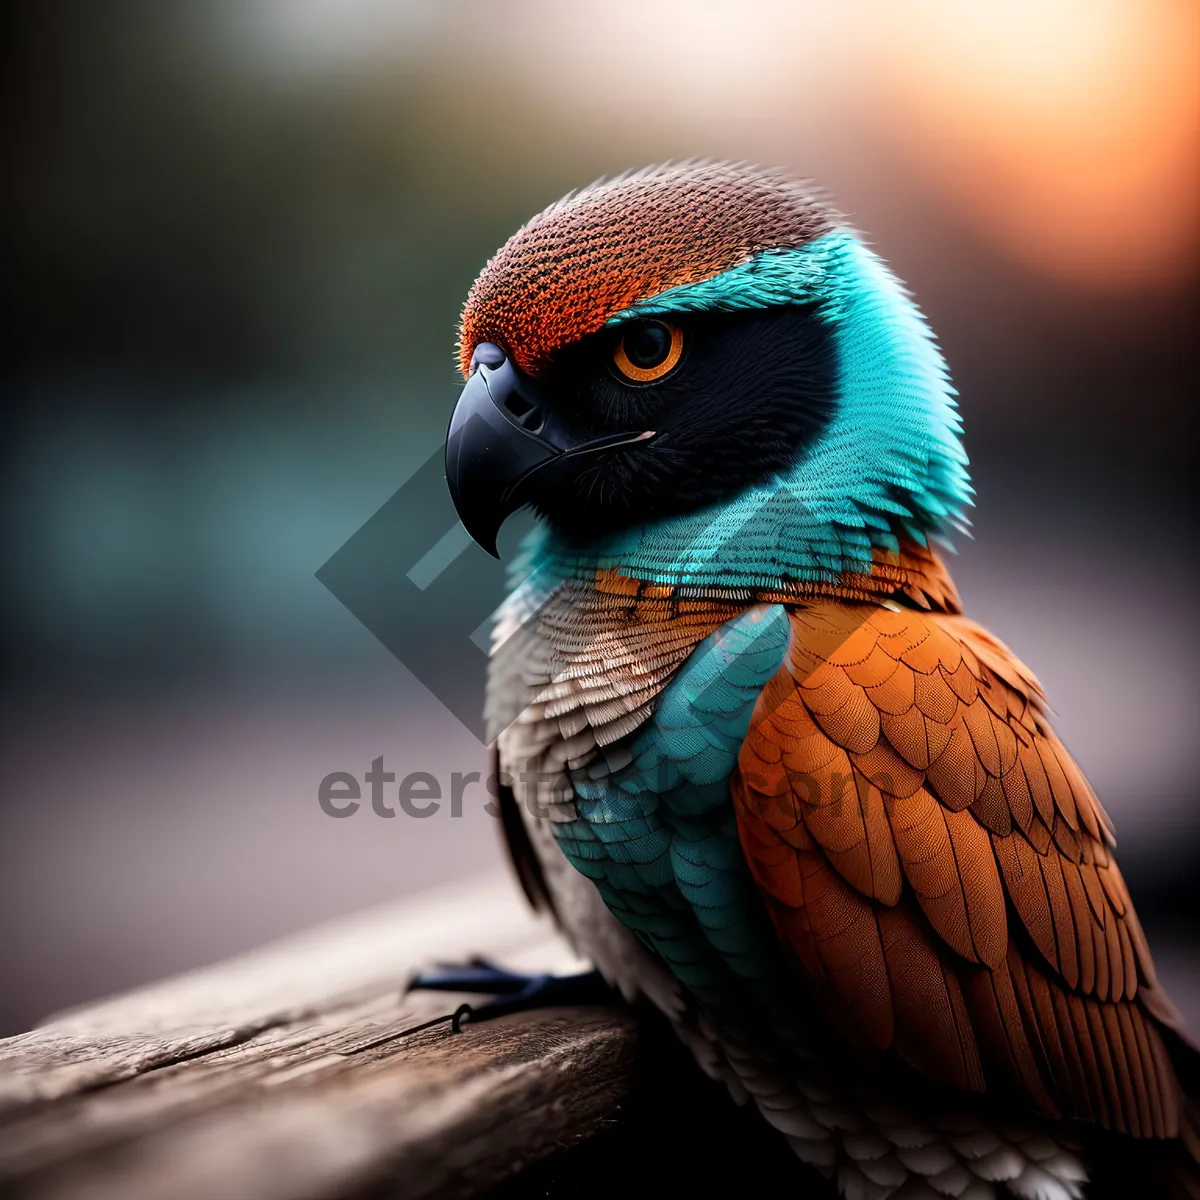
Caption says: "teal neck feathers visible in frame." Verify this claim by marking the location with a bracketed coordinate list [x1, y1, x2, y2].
[516, 229, 972, 595]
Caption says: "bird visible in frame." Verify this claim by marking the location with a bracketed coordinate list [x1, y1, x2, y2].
[439, 161, 1198, 1200]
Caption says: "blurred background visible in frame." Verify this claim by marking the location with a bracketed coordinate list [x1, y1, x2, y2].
[1, 0, 1197, 1037]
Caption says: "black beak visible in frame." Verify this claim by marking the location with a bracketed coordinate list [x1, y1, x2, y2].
[444, 342, 654, 556]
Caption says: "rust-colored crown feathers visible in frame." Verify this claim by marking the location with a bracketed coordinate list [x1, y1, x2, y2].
[457, 161, 837, 378]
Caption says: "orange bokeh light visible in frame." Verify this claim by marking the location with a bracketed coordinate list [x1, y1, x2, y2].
[875, 0, 1200, 289]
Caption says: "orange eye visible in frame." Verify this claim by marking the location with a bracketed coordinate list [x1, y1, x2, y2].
[612, 320, 683, 383]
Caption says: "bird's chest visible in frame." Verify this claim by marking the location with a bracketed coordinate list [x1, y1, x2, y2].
[487, 574, 747, 971]
[488, 574, 744, 814]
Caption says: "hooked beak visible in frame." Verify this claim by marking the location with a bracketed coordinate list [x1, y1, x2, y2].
[444, 342, 654, 556]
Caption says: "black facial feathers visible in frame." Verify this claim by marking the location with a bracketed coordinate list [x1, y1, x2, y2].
[527, 306, 837, 541]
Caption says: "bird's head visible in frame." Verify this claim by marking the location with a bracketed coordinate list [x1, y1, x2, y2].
[446, 161, 971, 595]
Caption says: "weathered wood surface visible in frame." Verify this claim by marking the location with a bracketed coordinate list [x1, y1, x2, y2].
[0, 874, 639, 1200]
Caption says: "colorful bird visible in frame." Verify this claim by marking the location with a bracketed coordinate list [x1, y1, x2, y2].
[442, 162, 1198, 1199]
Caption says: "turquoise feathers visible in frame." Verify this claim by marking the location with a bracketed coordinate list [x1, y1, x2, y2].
[509, 228, 975, 1029]
[553, 606, 800, 1032]
[529, 230, 972, 590]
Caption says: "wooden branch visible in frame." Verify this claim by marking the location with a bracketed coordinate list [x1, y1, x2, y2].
[0, 874, 638, 1200]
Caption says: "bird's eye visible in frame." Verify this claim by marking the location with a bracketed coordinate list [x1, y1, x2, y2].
[612, 320, 683, 383]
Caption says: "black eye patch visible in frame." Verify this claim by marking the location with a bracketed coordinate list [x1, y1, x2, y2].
[529, 305, 838, 540]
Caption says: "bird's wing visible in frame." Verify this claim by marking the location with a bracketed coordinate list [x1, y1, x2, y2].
[733, 601, 1184, 1137]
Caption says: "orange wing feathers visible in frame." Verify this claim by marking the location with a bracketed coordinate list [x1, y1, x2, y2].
[732, 601, 1182, 1137]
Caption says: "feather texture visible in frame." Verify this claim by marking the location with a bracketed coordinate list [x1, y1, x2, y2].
[733, 601, 1181, 1139]
[467, 160, 1196, 1199]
